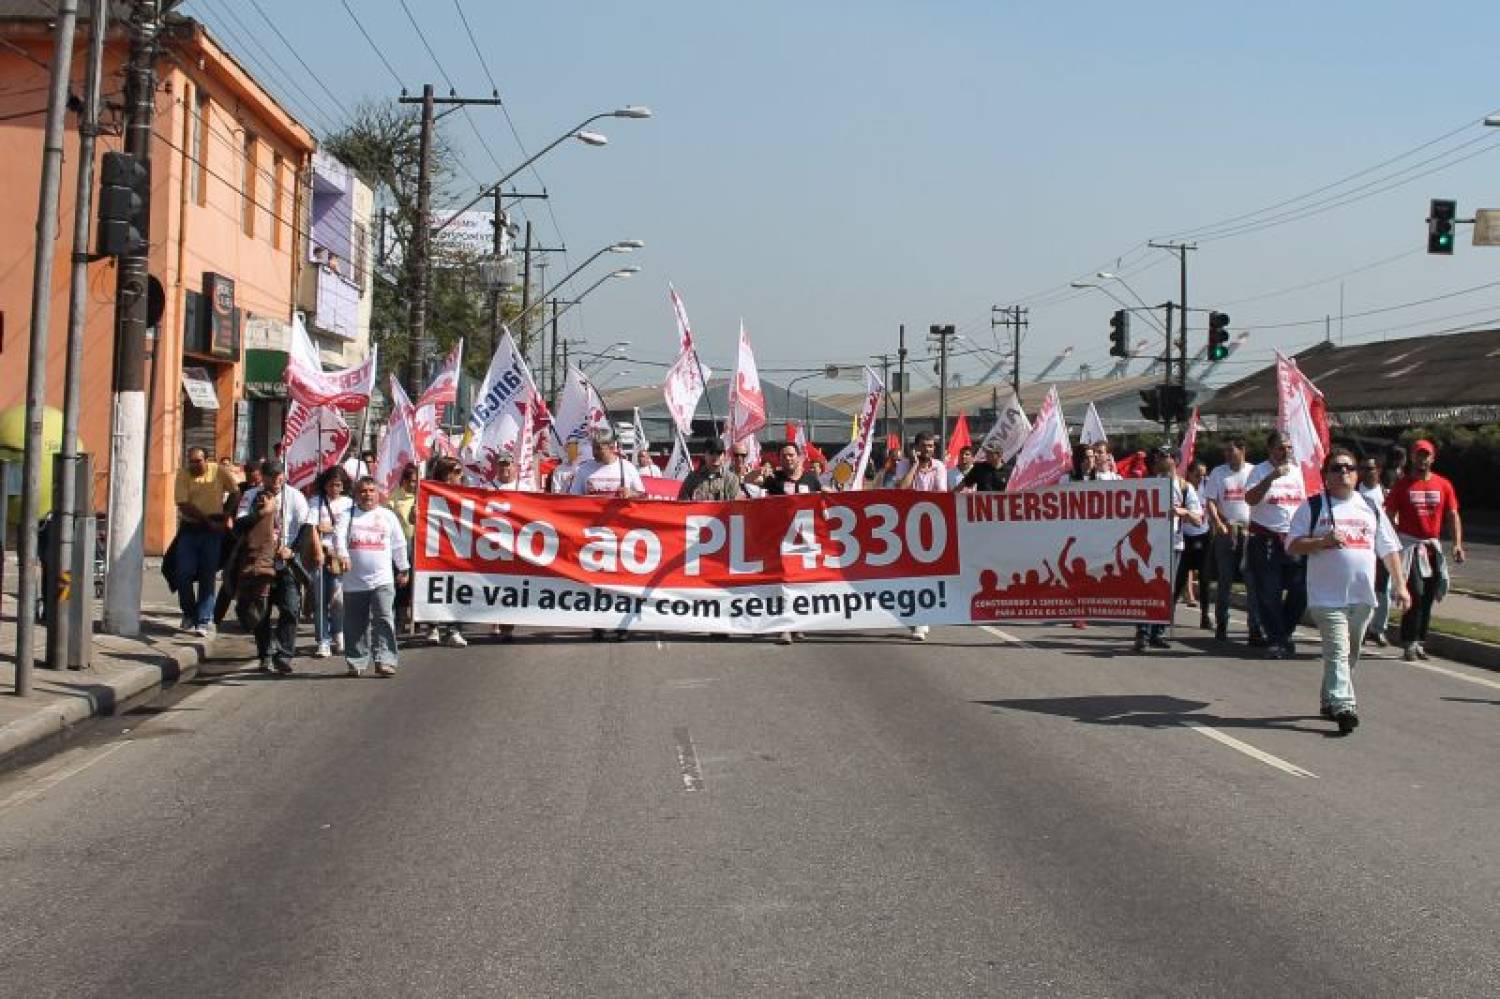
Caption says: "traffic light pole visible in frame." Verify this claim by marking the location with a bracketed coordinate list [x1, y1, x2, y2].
[50, 0, 108, 670]
[896, 324, 907, 448]
[102, 0, 160, 638]
[928, 324, 956, 454]
[1149, 240, 1196, 389]
[13, 0, 80, 692]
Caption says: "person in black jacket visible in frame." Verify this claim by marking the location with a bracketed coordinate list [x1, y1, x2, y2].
[764, 442, 824, 495]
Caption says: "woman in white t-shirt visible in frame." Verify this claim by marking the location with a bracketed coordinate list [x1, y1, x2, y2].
[308, 466, 354, 659]
[341, 476, 410, 677]
[1287, 448, 1409, 733]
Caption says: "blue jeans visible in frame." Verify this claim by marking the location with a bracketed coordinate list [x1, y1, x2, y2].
[1246, 533, 1306, 649]
[1311, 604, 1373, 712]
[315, 566, 344, 645]
[1367, 561, 1392, 641]
[344, 585, 398, 669]
[174, 526, 223, 626]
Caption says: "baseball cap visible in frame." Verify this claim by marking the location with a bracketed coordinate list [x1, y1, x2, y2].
[1412, 439, 1436, 456]
[702, 438, 726, 455]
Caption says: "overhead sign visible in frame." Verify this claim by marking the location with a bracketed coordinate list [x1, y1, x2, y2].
[413, 479, 1173, 633]
[181, 366, 219, 409]
[1473, 209, 1500, 247]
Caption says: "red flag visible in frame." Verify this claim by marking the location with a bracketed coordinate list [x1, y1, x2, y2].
[1276, 352, 1330, 493]
[1123, 517, 1153, 564]
[945, 412, 973, 464]
[886, 433, 900, 454]
[1116, 451, 1149, 479]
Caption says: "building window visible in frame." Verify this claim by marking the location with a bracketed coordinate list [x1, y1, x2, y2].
[188, 87, 207, 205]
[241, 130, 257, 238]
[271, 153, 284, 250]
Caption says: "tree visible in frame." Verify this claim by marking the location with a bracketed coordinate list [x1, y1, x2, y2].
[322, 101, 521, 390]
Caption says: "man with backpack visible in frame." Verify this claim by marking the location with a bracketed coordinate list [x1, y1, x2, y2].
[1287, 448, 1409, 735]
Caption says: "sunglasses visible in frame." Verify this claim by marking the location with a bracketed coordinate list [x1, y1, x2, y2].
[1328, 463, 1357, 473]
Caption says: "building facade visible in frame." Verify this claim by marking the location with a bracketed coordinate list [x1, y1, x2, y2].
[0, 8, 316, 552]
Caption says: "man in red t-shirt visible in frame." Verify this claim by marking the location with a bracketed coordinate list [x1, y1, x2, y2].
[1383, 438, 1465, 660]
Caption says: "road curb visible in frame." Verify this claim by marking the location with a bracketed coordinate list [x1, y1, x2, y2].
[0, 631, 209, 768]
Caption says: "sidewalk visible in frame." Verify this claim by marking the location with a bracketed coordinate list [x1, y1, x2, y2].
[0, 558, 225, 765]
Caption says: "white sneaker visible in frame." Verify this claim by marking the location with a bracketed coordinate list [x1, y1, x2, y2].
[192, 623, 210, 638]
[442, 630, 468, 648]
[331, 634, 344, 654]
[375, 663, 397, 677]
[778, 631, 795, 645]
[1415, 642, 1430, 660]
[314, 641, 331, 659]
[179, 615, 194, 633]
[428, 626, 443, 644]
[910, 625, 929, 641]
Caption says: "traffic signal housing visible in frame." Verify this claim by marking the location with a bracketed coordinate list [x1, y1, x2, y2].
[1139, 385, 1162, 424]
[1109, 310, 1130, 357]
[97, 151, 150, 257]
[1159, 383, 1195, 425]
[1207, 311, 1230, 361]
[1428, 198, 1456, 255]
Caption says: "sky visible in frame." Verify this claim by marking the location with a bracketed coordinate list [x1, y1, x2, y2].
[183, 0, 1500, 395]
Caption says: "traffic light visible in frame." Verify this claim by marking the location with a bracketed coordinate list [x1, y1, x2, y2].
[1428, 198, 1456, 255]
[1159, 383, 1195, 425]
[1109, 310, 1130, 357]
[97, 151, 150, 257]
[1139, 385, 1162, 423]
[1207, 311, 1230, 361]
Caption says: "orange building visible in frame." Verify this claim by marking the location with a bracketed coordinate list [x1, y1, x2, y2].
[0, 6, 315, 553]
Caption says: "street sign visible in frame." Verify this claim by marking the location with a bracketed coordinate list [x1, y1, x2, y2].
[1474, 209, 1500, 246]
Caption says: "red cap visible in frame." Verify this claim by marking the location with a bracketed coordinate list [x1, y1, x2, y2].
[1412, 439, 1436, 456]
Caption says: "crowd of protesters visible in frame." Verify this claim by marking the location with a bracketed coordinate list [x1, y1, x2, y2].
[167, 425, 1466, 734]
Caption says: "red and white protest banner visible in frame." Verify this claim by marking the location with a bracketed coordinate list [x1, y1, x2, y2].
[284, 314, 377, 412]
[1276, 351, 1330, 493]
[413, 478, 1171, 633]
[1006, 386, 1071, 492]
[979, 392, 1030, 462]
[727, 320, 768, 442]
[821, 366, 883, 490]
[282, 399, 350, 490]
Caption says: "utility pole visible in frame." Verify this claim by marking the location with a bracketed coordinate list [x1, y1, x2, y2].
[397, 86, 506, 398]
[896, 324, 907, 448]
[50, 0, 108, 671]
[1149, 241, 1196, 388]
[872, 352, 892, 445]
[991, 306, 1028, 399]
[489, 187, 504, 351]
[14, 0, 80, 691]
[928, 324, 957, 453]
[519, 220, 533, 352]
[548, 299, 560, 408]
[101, 0, 158, 639]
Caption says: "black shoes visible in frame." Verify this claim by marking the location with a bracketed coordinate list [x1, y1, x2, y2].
[1132, 636, 1147, 653]
[1148, 636, 1171, 649]
[1334, 709, 1360, 735]
[1214, 626, 1228, 642]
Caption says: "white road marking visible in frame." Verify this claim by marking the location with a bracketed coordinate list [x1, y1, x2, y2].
[0, 741, 133, 814]
[672, 726, 705, 792]
[656, 638, 664, 650]
[1181, 720, 1319, 779]
[1404, 659, 1500, 691]
[982, 625, 1032, 647]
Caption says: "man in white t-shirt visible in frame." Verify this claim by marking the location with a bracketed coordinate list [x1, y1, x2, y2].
[341, 476, 411, 677]
[548, 441, 584, 493]
[1201, 436, 1263, 645]
[636, 450, 664, 479]
[1287, 448, 1409, 734]
[1243, 431, 1308, 659]
[569, 429, 645, 499]
[1356, 454, 1393, 646]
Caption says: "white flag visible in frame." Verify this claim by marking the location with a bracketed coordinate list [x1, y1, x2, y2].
[820, 367, 884, 491]
[463, 330, 549, 488]
[1080, 402, 1108, 446]
[665, 432, 693, 481]
[374, 376, 418, 495]
[412, 339, 463, 459]
[727, 320, 767, 441]
[282, 400, 350, 491]
[662, 285, 711, 436]
[632, 407, 651, 458]
[1006, 386, 1072, 493]
[978, 393, 1031, 463]
[552, 365, 610, 456]
[284, 313, 377, 412]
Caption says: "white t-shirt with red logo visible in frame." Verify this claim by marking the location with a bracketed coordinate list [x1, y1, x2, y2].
[1246, 461, 1307, 533]
[343, 506, 411, 593]
[1289, 492, 1400, 608]
[568, 458, 645, 497]
[1203, 462, 1252, 526]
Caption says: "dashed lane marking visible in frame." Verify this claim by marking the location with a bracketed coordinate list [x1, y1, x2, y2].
[672, 726, 705, 792]
[1181, 719, 1319, 779]
[982, 625, 1033, 647]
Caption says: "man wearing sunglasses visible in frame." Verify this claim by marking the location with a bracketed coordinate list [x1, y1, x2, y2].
[1288, 448, 1409, 735]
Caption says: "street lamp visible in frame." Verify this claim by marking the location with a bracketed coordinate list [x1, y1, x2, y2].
[431, 107, 652, 239]
[512, 243, 644, 330]
[549, 268, 640, 327]
[1071, 278, 1168, 335]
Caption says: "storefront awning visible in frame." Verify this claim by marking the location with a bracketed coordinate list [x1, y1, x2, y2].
[181, 366, 219, 410]
[244, 348, 288, 400]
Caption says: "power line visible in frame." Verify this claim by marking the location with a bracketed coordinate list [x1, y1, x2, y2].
[1218, 247, 1422, 307]
[339, 0, 403, 88]
[245, 0, 356, 123]
[1241, 278, 1500, 331]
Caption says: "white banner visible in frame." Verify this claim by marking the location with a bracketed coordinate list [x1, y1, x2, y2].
[1007, 386, 1071, 493]
[979, 393, 1031, 462]
[284, 314, 377, 411]
[463, 330, 549, 488]
[1080, 402, 1108, 446]
[552, 365, 611, 456]
[283, 400, 350, 490]
[728, 320, 768, 441]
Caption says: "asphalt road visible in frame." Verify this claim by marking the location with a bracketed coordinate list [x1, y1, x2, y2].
[1, 616, 1498, 997]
